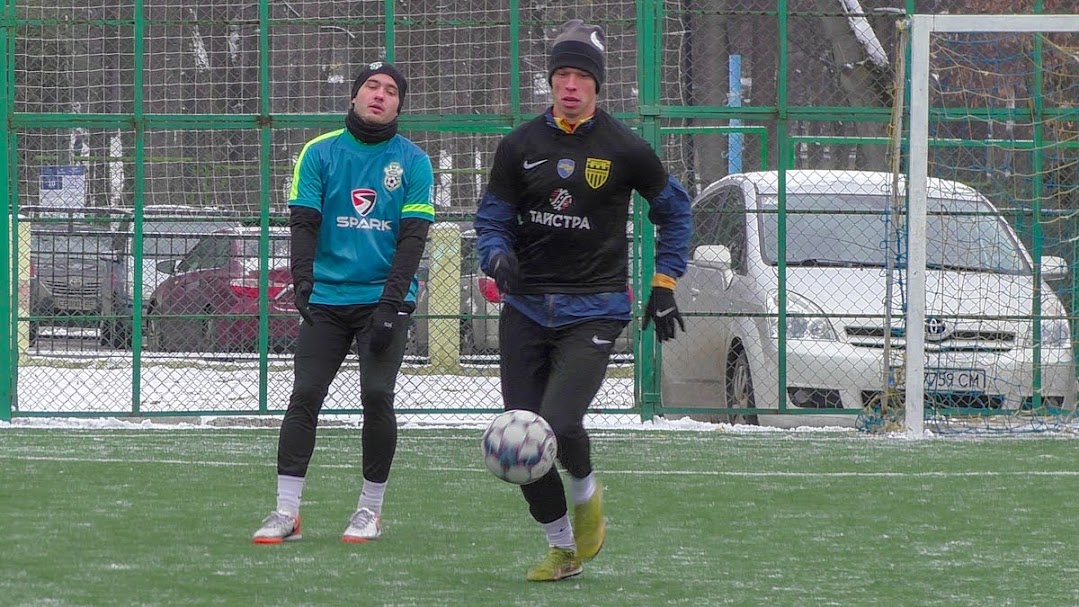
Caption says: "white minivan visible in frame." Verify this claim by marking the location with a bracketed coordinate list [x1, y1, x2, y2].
[662, 170, 1077, 427]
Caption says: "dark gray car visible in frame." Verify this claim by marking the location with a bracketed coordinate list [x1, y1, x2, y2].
[26, 207, 129, 343]
[26, 205, 240, 348]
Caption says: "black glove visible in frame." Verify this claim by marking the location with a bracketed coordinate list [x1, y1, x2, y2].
[368, 303, 400, 354]
[643, 286, 685, 342]
[294, 279, 314, 325]
[488, 252, 519, 294]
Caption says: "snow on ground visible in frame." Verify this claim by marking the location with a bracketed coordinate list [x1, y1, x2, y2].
[0, 412, 856, 434]
[9, 354, 1077, 437]
[7, 355, 855, 433]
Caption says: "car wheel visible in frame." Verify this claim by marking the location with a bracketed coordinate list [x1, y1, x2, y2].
[99, 320, 132, 349]
[459, 320, 476, 356]
[404, 317, 427, 357]
[199, 312, 217, 353]
[143, 304, 162, 351]
[146, 307, 186, 352]
[726, 347, 760, 425]
[146, 314, 173, 352]
[270, 335, 295, 354]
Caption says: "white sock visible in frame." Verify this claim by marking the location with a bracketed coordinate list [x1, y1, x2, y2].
[276, 474, 305, 516]
[358, 479, 388, 514]
[543, 514, 576, 551]
[569, 472, 596, 506]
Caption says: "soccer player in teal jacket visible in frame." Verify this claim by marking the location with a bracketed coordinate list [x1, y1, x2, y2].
[253, 61, 435, 545]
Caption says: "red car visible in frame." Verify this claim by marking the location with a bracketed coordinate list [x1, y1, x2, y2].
[146, 227, 298, 353]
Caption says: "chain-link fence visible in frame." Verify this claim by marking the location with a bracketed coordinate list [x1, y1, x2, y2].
[4, 1, 1078, 431]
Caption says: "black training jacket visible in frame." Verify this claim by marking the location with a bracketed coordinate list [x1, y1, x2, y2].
[484, 109, 668, 294]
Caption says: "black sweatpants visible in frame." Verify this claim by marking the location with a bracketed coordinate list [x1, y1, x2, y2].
[277, 302, 409, 482]
[498, 304, 628, 524]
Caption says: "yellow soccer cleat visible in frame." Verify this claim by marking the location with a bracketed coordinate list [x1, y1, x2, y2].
[573, 481, 606, 560]
[526, 547, 583, 582]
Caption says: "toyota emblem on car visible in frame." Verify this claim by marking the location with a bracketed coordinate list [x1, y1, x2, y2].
[925, 316, 948, 340]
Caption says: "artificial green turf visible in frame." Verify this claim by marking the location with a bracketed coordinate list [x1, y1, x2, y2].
[3, 428, 1079, 606]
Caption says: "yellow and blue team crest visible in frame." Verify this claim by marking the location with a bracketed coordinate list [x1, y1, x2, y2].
[383, 162, 403, 191]
[557, 158, 575, 179]
[585, 158, 611, 189]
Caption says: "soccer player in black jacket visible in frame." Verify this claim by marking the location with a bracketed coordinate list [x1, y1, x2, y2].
[475, 19, 692, 581]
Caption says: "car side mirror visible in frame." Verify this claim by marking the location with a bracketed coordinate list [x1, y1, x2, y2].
[694, 244, 732, 269]
[155, 259, 178, 275]
[693, 244, 734, 290]
[1041, 255, 1068, 281]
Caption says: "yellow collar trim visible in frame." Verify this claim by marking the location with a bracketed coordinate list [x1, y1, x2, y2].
[554, 114, 594, 134]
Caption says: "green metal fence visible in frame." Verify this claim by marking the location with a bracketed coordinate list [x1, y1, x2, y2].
[3, 1, 1077, 430]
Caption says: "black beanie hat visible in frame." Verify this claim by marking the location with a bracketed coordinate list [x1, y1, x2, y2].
[351, 61, 408, 113]
[547, 19, 606, 90]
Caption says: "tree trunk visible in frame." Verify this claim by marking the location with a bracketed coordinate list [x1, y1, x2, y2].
[814, 0, 890, 170]
[686, 2, 731, 189]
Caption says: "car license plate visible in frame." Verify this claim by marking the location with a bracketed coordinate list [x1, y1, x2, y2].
[924, 368, 986, 391]
[54, 297, 96, 311]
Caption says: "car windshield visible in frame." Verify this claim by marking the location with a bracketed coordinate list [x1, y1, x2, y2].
[756, 193, 1030, 274]
[141, 234, 204, 258]
[237, 235, 291, 260]
[31, 231, 120, 257]
[139, 221, 239, 258]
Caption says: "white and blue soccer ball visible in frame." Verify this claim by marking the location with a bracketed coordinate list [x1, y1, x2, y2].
[481, 409, 557, 485]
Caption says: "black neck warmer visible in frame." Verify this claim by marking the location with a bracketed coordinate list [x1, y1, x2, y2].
[345, 108, 398, 144]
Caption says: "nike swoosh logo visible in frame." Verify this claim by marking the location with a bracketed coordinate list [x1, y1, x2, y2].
[523, 159, 548, 170]
[591, 335, 613, 345]
[655, 307, 677, 318]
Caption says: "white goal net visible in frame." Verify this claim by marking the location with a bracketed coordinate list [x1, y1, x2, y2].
[900, 14, 1079, 436]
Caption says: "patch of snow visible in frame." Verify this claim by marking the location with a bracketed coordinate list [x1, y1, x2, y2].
[839, 0, 889, 69]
